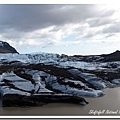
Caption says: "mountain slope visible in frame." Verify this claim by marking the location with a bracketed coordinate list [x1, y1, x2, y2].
[101, 50, 120, 62]
[0, 41, 18, 53]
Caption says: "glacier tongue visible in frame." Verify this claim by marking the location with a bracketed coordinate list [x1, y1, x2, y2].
[0, 52, 120, 106]
[0, 53, 60, 64]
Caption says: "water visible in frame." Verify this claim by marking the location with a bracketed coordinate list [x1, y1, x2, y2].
[0, 87, 120, 116]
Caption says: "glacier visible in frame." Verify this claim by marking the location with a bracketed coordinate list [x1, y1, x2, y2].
[0, 52, 120, 106]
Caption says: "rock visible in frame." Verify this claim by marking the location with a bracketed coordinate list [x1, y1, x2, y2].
[2, 94, 88, 107]
[0, 41, 18, 54]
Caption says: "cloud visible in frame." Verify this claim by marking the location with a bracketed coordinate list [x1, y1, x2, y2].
[0, 4, 120, 53]
[102, 22, 120, 34]
[0, 4, 113, 32]
[0, 5, 96, 32]
[86, 17, 114, 27]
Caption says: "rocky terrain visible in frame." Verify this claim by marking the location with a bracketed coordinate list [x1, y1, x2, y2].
[0, 42, 120, 107]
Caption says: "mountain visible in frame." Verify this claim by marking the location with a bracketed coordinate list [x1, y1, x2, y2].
[101, 50, 120, 62]
[70, 50, 120, 62]
[0, 41, 18, 53]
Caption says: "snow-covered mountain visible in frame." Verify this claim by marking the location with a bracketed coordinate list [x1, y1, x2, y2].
[0, 41, 18, 53]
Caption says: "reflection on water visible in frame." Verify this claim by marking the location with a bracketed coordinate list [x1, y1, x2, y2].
[0, 87, 120, 116]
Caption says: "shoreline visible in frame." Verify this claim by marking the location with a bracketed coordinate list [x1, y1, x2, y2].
[0, 87, 120, 116]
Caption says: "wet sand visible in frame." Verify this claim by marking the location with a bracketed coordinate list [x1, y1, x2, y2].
[0, 87, 120, 116]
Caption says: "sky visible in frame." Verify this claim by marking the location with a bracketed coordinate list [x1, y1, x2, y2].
[0, 4, 120, 55]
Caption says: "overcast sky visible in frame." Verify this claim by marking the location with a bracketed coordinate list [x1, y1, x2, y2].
[0, 4, 120, 55]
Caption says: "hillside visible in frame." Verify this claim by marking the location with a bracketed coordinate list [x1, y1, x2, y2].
[101, 50, 120, 62]
[0, 41, 18, 54]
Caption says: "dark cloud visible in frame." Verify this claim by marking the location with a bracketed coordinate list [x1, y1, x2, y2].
[0, 4, 100, 42]
[0, 5, 54, 32]
[0, 4, 120, 49]
[0, 4, 103, 32]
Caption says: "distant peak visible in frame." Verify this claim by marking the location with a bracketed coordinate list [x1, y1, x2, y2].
[110, 50, 120, 55]
[115, 50, 120, 52]
[0, 40, 19, 54]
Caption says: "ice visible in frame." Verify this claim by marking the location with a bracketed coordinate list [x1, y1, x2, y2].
[0, 52, 120, 98]
[0, 53, 60, 64]
[0, 53, 120, 70]
[112, 79, 120, 85]
[0, 86, 31, 96]
[0, 71, 28, 82]
[64, 79, 85, 87]
[59, 61, 106, 70]
[0, 71, 53, 96]
[68, 69, 107, 89]
[50, 81, 105, 97]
